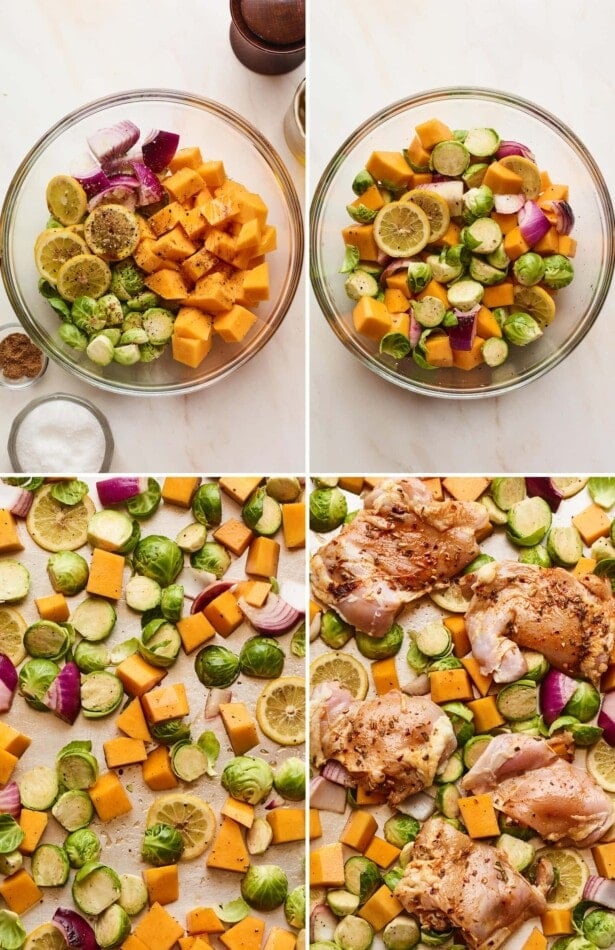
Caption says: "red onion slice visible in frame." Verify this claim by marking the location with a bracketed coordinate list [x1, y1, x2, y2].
[540, 667, 578, 725]
[322, 759, 354, 787]
[142, 129, 180, 173]
[598, 692, 615, 746]
[494, 193, 525, 215]
[409, 313, 422, 349]
[96, 477, 148, 507]
[44, 661, 80, 724]
[87, 184, 138, 212]
[496, 140, 536, 162]
[265, 793, 285, 810]
[518, 200, 551, 245]
[10, 490, 33, 519]
[53, 908, 97, 950]
[87, 120, 140, 163]
[0, 782, 21, 818]
[397, 790, 436, 821]
[238, 594, 304, 636]
[525, 477, 563, 512]
[379, 259, 413, 286]
[310, 904, 338, 943]
[309, 776, 347, 813]
[0, 654, 17, 713]
[447, 307, 479, 352]
[584, 875, 615, 909]
[71, 156, 112, 199]
[130, 160, 165, 206]
[191, 582, 235, 615]
[204, 687, 232, 719]
[543, 199, 575, 235]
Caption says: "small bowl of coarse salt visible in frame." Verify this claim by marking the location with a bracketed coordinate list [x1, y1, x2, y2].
[0, 322, 47, 388]
[8, 393, 114, 473]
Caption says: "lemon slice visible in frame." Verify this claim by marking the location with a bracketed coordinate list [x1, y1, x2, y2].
[84, 204, 140, 261]
[512, 285, 557, 328]
[538, 847, 589, 909]
[499, 155, 541, 200]
[34, 229, 88, 283]
[46, 175, 87, 226]
[56, 253, 112, 302]
[26, 485, 95, 552]
[401, 189, 450, 242]
[0, 607, 27, 665]
[146, 793, 216, 859]
[552, 477, 588, 498]
[373, 200, 430, 258]
[587, 738, 615, 792]
[310, 651, 368, 700]
[256, 676, 305, 745]
[24, 924, 67, 950]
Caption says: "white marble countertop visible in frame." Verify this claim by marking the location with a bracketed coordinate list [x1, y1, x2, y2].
[0, 0, 305, 473]
[309, 0, 615, 473]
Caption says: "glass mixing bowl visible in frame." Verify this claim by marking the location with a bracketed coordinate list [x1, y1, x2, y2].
[2, 89, 303, 396]
[310, 87, 614, 398]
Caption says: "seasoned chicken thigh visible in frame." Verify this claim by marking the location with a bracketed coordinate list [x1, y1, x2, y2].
[311, 478, 489, 637]
[462, 733, 614, 846]
[462, 560, 615, 684]
[311, 685, 456, 805]
[395, 818, 552, 950]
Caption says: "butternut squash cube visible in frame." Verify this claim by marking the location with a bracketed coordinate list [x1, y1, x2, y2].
[206, 816, 250, 872]
[186, 907, 225, 935]
[452, 336, 486, 370]
[429, 668, 474, 704]
[173, 308, 213, 342]
[424, 333, 453, 368]
[593, 842, 615, 878]
[116, 653, 166, 696]
[246, 537, 280, 578]
[503, 226, 530, 261]
[352, 297, 393, 341]
[406, 134, 431, 169]
[385, 272, 412, 298]
[86, 549, 125, 600]
[143, 864, 179, 906]
[122, 936, 149, 950]
[18, 809, 48, 854]
[144, 269, 189, 301]
[143, 745, 179, 791]
[204, 591, 243, 637]
[573, 504, 611, 546]
[0, 868, 42, 913]
[0, 748, 18, 784]
[0, 722, 31, 757]
[365, 151, 412, 187]
[467, 696, 506, 733]
[310, 809, 323, 839]
[461, 655, 493, 697]
[219, 702, 258, 755]
[149, 202, 185, 237]
[522, 928, 548, 950]
[363, 835, 401, 869]
[255, 224, 276, 256]
[483, 161, 524, 195]
[219, 477, 262, 505]
[220, 918, 265, 950]
[213, 519, 254, 556]
[103, 737, 148, 769]
[0, 511, 24, 552]
[443, 477, 490, 502]
[235, 218, 261, 251]
[181, 247, 219, 284]
[198, 160, 226, 187]
[154, 226, 196, 262]
[414, 118, 454, 150]
[89, 771, 132, 822]
[384, 288, 410, 314]
[281, 503, 305, 550]
[482, 282, 515, 308]
[35, 592, 69, 622]
[221, 797, 255, 829]
[177, 612, 216, 653]
[266, 808, 305, 844]
[116, 697, 152, 742]
[239, 580, 271, 608]
[417, 279, 450, 308]
[358, 885, 404, 931]
[458, 793, 500, 838]
[372, 657, 400, 695]
[541, 909, 574, 936]
[235, 191, 268, 226]
[573, 557, 598, 578]
[263, 930, 296, 950]
[338, 477, 364, 494]
[182, 208, 207, 241]
[476, 305, 502, 339]
[533, 227, 560, 255]
[213, 304, 257, 343]
[133, 902, 184, 950]
[356, 787, 387, 805]
[342, 224, 380, 262]
[242, 262, 270, 304]
[169, 147, 203, 172]
[340, 811, 377, 852]
[310, 842, 345, 887]
[162, 476, 201, 507]
[142, 683, 189, 723]
[165, 167, 204, 203]
[172, 334, 211, 368]
[185, 274, 233, 312]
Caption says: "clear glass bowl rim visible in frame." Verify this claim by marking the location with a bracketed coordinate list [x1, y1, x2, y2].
[1, 88, 304, 396]
[8, 392, 114, 472]
[310, 84, 615, 399]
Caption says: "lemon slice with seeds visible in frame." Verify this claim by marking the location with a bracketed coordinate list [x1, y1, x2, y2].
[256, 676, 305, 745]
[512, 285, 556, 327]
[146, 793, 216, 859]
[0, 607, 27, 665]
[24, 924, 67, 950]
[310, 651, 369, 699]
[84, 204, 140, 261]
[56, 253, 112, 302]
[587, 738, 615, 792]
[34, 229, 88, 283]
[373, 200, 430, 258]
[46, 175, 87, 226]
[401, 189, 450, 242]
[537, 847, 588, 909]
[551, 477, 588, 498]
[26, 485, 95, 552]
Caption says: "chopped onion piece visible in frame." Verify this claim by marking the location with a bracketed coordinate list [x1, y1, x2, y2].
[10, 490, 33, 519]
[96, 476, 148, 507]
[71, 156, 111, 199]
[310, 904, 338, 943]
[540, 667, 577, 725]
[494, 193, 525, 215]
[379, 259, 414, 286]
[87, 120, 140, 163]
[0, 782, 20, 819]
[525, 477, 563, 512]
[141, 129, 180, 173]
[44, 661, 80, 724]
[238, 594, 304, 636]
[87, 184, 138, 211]
[322, 759, 354, 787]
[131, 160, 165, 206]
[518, 200, 551, 245]
[496, 140, 536, 162]
[0, 654, 17, 712]
[397, 790, 436, 821]
[583, 875, 615, 909]
[446, 307, 479, 352]
[544, 199, 575, 235]
[598, 692, 615, 747]
[409, 313, 422, 349]
[204, 688, 232, 719]
[53, 908, 97, 950]
[309, 776, 347, 813]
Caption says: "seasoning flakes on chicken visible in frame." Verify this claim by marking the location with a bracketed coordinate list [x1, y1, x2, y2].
[310, 478, 489, 637]
[462, 733, 614, 847]
[311, 684, 456, 805]
[461, 560, 615, 684]
[395, 818, 553, 950]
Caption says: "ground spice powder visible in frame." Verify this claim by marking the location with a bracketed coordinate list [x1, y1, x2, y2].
[0, 333, 43, 380]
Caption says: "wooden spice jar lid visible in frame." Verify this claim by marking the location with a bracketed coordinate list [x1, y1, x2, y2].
[230, 0, 305, 75]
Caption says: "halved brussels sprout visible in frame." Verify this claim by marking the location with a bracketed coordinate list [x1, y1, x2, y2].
[356, 624, 403, 660]
[74, 641, 109, 673]
[150, 719, 191, 746]
[543, 254, 574, 289]
[241, 864, 288, 911]
[65, 828, 102, 868]
[47, 551, 89, 595]
[285, 885, 306, 929]
[190, 542, 231, 580]
[463, 185, 494, 218]
[406, 261, 432, 294]
[273, 757, 306, 801]
[583, 910, 615, 949]
[239, 637, 285, 679]
[221, 756, 273, 804]
[0, 910, 26, 950]
[383, 814, 420, 848]
[195, 645, 240, 688]
[192, 483, 222, 527]
[320, 611, 353, 649]
[513, 252, 545, 287]
[310, 488, 347, 533]
[18, 658, 60, 709]
[503, 312, 542, 346]
[132, 536, 184, 587]
[111, 260, 146, 300]
[141, 823, 184, 866]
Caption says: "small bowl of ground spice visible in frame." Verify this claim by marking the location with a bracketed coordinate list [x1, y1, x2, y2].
[0, 322, 47, 388]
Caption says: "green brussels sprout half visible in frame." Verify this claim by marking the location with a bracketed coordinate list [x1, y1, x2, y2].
[197, 731, 220, 777]
[347, 203, 377, 224]
[284, 885, 306, 929]
[195, 644, 240, 688]
[571, 723, 603, 747]
[132, 535, 184, 587]
[71, 296, 106, 334]
[141, 823, 184, 866]
[320, 611, 353, 649]
[273, 757, 305, 801]
[513, 252, 545, 287]
[340, 244, 360, 274]
[242, 488, 267, 528]
[127, 291, 159, 311]
[59, 323, 89, 350]
[18, 658, 60, 710]
[266, 478, 301, 503]
[565, 681, 601, 722]
[356, 623, 403, 661]
[309, 488, 347, 533]
[221, 756, 274, 804]
[192, 483, 222, 527]
[463, 185, 494, 218]
[95, 294, 124, 327]
[241, 864, 288, 911]
[383, 814, 420, 849]
[352, 170, 376, 196]
[0, 816, 24, 855]
[584, 914, 615, 950]
[74, 641, 109, 673]
[65, 828, 101, 868]
[150, 719, 192, 745]
[503, 312, 542, 347]
[239, 637, 285, 679]
[0, 910, 26, 950]
[406, 261, 432, 294]
[161, 584, 184, 622]
[190, 542, 231, 580]
[290, 623, 306, 658]
[47, 551, 89, 595]
[518, 545, 552, 568]
[50, 480, 89, 506]
[543, 254, 574, 289]
[111, 260, 146, 301]
[139, 343, 165, 363]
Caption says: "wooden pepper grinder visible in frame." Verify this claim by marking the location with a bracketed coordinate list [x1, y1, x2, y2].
[229, 0, 305, 75]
